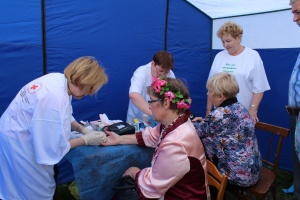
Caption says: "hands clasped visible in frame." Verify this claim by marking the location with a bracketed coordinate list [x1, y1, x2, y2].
[81, 130, 107, 145]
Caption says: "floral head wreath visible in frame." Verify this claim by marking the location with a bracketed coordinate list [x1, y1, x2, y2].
[151, 77, 192, 109]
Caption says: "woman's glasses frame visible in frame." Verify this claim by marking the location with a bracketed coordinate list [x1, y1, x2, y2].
[148, 99, 162, 105]
[154, 65, 170, 77]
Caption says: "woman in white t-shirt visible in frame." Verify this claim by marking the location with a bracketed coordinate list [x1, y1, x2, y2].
[206, 21, 270, 123]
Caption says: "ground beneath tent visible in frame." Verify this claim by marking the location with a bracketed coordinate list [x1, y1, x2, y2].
[56, 168, 296, 200]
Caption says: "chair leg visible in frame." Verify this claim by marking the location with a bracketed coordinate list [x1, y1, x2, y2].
[53, 186, 59, 200]
[272, 186, 276, 200]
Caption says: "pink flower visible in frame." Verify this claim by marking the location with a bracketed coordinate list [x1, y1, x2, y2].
[164, 91, 175, 101]
[152, 77, 166, 93]
[176, 100, 191, 109]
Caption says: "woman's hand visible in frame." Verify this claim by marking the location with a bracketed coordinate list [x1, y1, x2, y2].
[101, 130, 120, 146]
[123, 167, 140, 179]
[192, 117, 203, 123]
[249, 109, 259, 124]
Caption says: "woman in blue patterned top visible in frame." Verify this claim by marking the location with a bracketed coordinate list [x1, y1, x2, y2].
[193, 72, 262, 191]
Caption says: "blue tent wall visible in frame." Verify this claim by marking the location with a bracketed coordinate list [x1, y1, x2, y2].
[258, 48, 300, 171]
[0, 1, 43, 114]
[167, 0, 211, 117]
[45, 0, 169, 121]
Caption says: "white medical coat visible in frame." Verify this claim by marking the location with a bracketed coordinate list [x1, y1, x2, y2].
[0, 73, 72, 200]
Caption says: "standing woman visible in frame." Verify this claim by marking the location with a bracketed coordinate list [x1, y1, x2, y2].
[104, 77, 210, 200]
[0, 56, 108, 200]
[206, 21, 270, 123]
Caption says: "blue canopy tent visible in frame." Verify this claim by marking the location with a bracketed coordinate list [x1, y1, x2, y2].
[0, 0, 299, 174]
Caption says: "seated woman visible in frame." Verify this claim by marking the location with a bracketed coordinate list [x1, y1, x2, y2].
[193, 72, 262, 191]
[103, 77, 210, 199]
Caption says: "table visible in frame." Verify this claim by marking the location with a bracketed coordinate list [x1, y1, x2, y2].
[57, 145, 154, 200]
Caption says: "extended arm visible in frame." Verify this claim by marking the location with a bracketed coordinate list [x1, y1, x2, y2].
[69, 137, 85, 149]
[129, 92, 152, 116]
[102, 130, 138, 146]
[71, 120, 84, 133]
[69, 120, 107, 148]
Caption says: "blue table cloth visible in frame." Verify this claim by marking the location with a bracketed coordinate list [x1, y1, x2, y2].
[57, 145, 154, 200]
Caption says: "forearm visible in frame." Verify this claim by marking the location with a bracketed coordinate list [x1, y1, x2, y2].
[130, 92, 152, 116]
[124, 167, 141, 180]
[119, 134, 138, 145]
[71, 120, 84, 133]
[249, 92, 264, 111]
[69, 137, 85, 149]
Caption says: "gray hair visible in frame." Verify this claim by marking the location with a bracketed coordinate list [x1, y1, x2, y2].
[290, 0, 298, 5]
[206, 72, 239, 99]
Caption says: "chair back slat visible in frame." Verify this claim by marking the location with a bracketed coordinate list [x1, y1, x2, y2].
[255, 122, 289, 174]
[206, 159, 228, 200]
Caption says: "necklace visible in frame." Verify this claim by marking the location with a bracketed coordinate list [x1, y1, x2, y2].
[151, 114, 184, 166]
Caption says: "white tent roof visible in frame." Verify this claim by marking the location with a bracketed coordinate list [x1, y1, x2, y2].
[186, 0, 300, 49]
[186, 0, 291, 19]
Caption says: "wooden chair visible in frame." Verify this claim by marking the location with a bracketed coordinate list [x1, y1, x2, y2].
[237, 121, 289, 200]
[207, 159, 228, 200]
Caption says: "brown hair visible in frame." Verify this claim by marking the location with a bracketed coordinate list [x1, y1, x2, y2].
[152, 50, 174, 70]
[64, 56, 108, 95]
[147, 77, 190, 115]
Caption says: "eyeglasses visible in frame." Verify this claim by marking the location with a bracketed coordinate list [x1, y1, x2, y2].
[154, 65, 169, 76]
[148, 99, 162, 105]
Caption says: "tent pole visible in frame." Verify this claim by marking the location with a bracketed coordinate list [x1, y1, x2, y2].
[41, 0, 47, 75]
[164, 0, 170, 51]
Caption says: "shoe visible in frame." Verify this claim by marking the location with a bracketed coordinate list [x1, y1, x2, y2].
[282, 184, 294, 194]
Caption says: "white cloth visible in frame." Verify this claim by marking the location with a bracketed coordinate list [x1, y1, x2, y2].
[126, 62, 175, 123]
[0, 73, 72, 200]
[208, 46, 270, 110]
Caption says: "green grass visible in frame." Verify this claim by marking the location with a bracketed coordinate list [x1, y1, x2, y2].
[56, 168, 296, 200]
[276, 168, 295, 200]
[224, 168, 296, 200]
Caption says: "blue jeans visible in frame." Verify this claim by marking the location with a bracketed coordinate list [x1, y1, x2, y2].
[290, 116, 300, 200]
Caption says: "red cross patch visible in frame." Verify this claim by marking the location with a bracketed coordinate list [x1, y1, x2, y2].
[27, 82, 43, 94]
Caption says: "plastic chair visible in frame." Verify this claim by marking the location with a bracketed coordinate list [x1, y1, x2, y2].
[207, 159, 228, 200]
[236, 121, 289, 200]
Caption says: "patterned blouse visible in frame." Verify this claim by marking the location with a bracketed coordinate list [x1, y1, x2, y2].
[194, 97, 262, 187]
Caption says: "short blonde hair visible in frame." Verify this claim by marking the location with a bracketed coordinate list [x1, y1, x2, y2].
[64, 56, 108, 95]
[217, 21, 243, 39]
[206, 72, 239, 98]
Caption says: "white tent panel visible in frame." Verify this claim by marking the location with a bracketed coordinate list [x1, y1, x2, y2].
[187, 0, 290, 19]
[212, 10, 300, 49]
